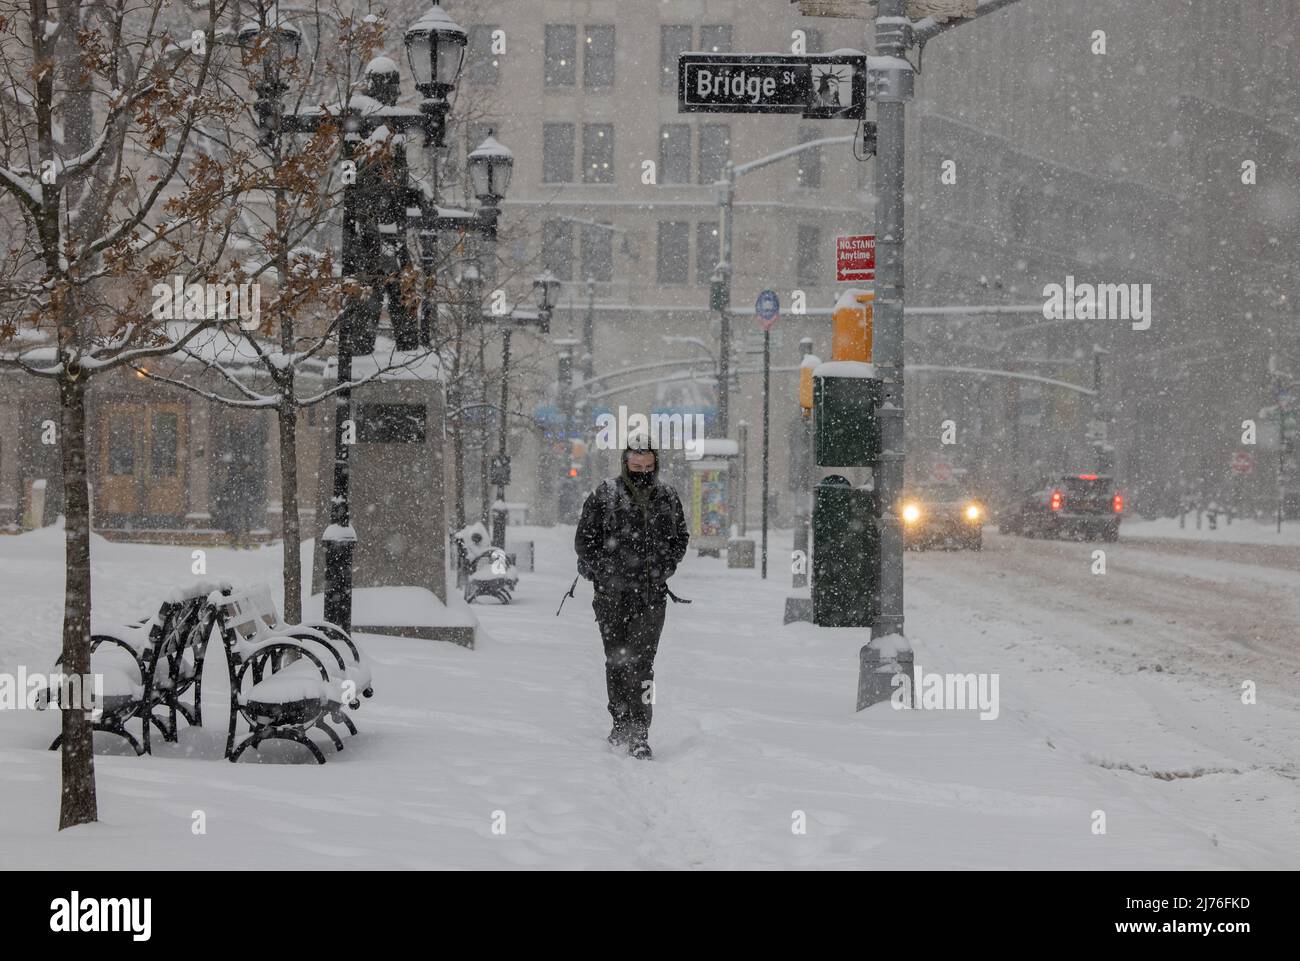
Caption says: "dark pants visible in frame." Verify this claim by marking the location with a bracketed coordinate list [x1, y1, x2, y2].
[594, 594, 666, 737]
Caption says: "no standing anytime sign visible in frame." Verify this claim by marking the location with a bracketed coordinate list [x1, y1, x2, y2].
[836, 235, 876, 282]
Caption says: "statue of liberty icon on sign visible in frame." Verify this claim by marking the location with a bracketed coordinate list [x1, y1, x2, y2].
[806, 62, 860, 119]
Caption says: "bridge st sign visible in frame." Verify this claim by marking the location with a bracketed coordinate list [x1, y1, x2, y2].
[678, 53, 867, 119]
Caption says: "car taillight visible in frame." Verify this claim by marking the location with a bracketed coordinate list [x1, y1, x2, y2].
[1113, 492, 1123, 514]
[1050, 490, 1063, 511]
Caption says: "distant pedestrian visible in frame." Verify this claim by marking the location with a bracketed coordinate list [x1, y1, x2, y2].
[574, 431, 689, 760]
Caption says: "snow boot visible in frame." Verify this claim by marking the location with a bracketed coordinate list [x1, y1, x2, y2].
[607, 720, 631, 746]
[628, 734, 652, 760]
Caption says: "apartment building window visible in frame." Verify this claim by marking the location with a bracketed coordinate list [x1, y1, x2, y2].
[698, 124, 730, 184]
[657, 221, 690, 284]
[584, 25, 615, 88]
[797, 127, 822, 188]
[581, 222, 614, 282]
[466, 25, 500, 86]
[660, 124, 691, 184]
[696, 222, 720, 285]
[583, 123, 614, 183]
[797, 225, 821, 285]
[661, 25, 693, 90]
[545, 25, 576, 86]
[543, 123, 575, 183]
[699, 25, 733, 53]
[543, 220, 574, 281]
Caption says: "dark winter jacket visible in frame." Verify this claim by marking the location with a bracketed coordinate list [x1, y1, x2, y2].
[575, 475, 690, 606]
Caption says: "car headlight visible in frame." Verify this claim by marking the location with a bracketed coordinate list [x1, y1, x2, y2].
[964, 504, 982, 521]
[902, 503, 922, 524]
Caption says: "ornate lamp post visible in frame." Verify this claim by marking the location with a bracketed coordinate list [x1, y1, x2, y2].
[489, 273, 560, 548]
[240, 1, 467, 633]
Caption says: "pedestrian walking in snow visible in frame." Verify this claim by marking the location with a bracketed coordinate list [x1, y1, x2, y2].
[575, 431, 689, 759]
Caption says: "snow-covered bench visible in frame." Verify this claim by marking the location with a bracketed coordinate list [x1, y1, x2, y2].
[453, 522, 519, 604]
[210, 585, 373, 764]
[43, 585, 217, 756]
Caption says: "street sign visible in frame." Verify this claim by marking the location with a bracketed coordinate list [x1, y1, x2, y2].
[1231, 451, 1255, 476]
[931, 460, 953, 483]
[836, 234, 876, 282]
[678, 53, 867, 120]
[794, 0, 977, 21]
[756, 290, 780, 331]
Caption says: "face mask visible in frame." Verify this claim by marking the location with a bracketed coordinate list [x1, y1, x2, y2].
[627, 469, 655, 489]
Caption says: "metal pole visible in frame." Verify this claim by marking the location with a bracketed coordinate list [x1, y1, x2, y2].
[717, 165, 735, 437]
[1278, 379, 1286, 533]
[737, 421, 749, 536]
[324, 132, 358, 634]
[478, 325, 490, 527]
[583, 276, 596, 384]
[871, 0, 910, 643]
[559, 349, 575, 522]
[493, 327, 512, 548]
[793, 337, 814, 589]
[761, 327, 771, 579]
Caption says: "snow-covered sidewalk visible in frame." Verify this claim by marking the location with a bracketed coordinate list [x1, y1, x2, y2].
[1, 524, 1296, 868]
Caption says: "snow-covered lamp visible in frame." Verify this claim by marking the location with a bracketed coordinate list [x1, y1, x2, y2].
[468, 133, 514, 204]
[404, 2, 467, 100]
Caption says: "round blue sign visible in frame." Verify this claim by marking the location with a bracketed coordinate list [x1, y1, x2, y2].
[755, 290, 780, 322]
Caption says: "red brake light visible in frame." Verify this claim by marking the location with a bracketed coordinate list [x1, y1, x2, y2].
[1113, 492, 1123, 514]
[1050, 490, 1063, 511]
[1078, 473, 1099, 480]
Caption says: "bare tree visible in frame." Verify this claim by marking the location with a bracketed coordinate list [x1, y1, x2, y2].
[0, 0, 251, 828]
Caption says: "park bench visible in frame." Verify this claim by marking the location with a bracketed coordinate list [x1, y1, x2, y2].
[43, 585, 216, 756]
[452, 522, 519, 604]
[210, 585, 373, 764]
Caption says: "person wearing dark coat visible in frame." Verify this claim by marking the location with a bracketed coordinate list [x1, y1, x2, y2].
[574, 431, 689, 759]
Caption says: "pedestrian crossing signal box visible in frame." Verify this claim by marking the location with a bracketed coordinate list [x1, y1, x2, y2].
[812, 476, 879, 628]
[814, 370, 880, 467]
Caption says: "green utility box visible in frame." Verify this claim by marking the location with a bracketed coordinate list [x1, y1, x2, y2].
[814, 369, 881, 467]
[812, 476, 879, 628]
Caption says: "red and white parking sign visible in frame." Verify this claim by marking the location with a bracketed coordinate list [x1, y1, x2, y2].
[836, 234, 875, 282]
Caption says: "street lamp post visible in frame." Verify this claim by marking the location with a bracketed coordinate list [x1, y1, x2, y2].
[490, 273, 560, 548]
[240, 1, 468, 633]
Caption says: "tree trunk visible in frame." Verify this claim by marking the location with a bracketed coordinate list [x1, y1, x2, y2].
[278, 400, 302, 624]
[57, 373, 97, 830]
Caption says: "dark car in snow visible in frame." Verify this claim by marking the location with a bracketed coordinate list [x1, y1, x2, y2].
[999, 473, 1123, 541]
[899, 483, 985, 551]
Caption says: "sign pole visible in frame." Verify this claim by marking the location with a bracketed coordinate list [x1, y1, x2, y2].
[762, 326, 771, 580]
[753, 290, 780, 580]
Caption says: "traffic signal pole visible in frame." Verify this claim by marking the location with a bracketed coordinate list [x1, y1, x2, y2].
[858, 0, 1027, 708]
[869, 0, 910, 648]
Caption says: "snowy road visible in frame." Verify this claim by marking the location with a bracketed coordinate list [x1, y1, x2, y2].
[1, 524, 1297, 869]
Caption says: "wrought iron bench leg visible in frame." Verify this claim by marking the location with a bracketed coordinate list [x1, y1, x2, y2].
[315, 719, 344, 751]
[230, 729, 327, 764]
[335, 713, 358, 736]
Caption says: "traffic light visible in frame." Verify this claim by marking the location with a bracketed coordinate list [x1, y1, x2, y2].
[559, 438, 587, 522]
[832, 289, 873, 363]
[811, 288, 883, 628]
